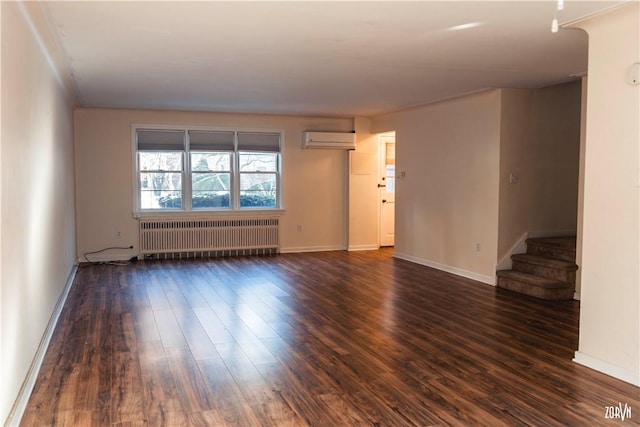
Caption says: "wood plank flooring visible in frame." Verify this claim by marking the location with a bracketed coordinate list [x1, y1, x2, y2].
[21, 249, 639, 426]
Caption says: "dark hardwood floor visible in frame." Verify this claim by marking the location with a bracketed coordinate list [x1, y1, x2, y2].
[21, 249, 639, 426]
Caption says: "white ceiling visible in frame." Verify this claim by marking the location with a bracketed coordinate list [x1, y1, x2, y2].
[43, 1, 625, 117]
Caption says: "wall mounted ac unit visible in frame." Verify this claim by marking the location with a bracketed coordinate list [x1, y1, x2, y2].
[302, 131, 356, 150]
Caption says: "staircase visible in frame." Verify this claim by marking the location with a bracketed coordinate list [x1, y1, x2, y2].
[496, 236, 577, 300]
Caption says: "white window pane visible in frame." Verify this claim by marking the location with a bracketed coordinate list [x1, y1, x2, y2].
[386, 165, 395, 193]
[192, 173, 230, 191]
[191, 152, 230, 172]
[140, 190, 182, 209]
[240, 173, 277, 207]
[136, 127, 281, 212]
[192, 191, 230, 209]
[139, 152, 182, 171]
[192, 172, 230, 209]
[239, 153, 277, 172]
[140, 172, 182, 190]
[139, 172, 182, 209]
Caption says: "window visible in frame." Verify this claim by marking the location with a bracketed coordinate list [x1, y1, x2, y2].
[238, 132, 280, 208]
[135, 127, 281, 211]
[189, 130, 234, 209]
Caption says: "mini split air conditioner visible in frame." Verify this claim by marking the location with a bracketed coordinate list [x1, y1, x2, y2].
[302, 131, 356, 150]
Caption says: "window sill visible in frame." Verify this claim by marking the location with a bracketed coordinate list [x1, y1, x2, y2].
[132, 209, 286, 220]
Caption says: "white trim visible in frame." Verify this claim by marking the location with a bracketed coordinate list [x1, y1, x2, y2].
[131, 125, 140, 212]
[573, 292, 581, 300]
[280, 245, 347, 254]
[348, 244, 380, 251]
[394, 252, 495, 286]
[18, 2, 80, 103]
[132, 209, 285, 220]
[377, 134, 396, 248]
[573, 351, 640, 387]
[5, 264, 78, 427]
[131, 124, 285, 213]
[562, 3, 631, 28]
[496, 229, 578, 271]
[496, 232, 529, 271]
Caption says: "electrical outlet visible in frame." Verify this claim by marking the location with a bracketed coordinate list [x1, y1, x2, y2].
[296, 224, 303, 232]
[476, 243, 481, 252]
[115, 231, 121, 239]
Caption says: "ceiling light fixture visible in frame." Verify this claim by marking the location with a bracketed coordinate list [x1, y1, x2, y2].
[448, 22, 483, 31]
[550, 0, 563, 33]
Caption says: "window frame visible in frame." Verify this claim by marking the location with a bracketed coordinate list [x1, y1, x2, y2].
[189, 150, 233, 210]
[238, 151, 279, 209]
[132, 125, 284, 215]
[138, 150, 185, 210]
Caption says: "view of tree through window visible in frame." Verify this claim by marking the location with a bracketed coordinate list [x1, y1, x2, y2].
[239, 153, 277, 207]
[191, 152, 231, 208]
[139, 152, 183, 209]
[135, 128, 281, 211]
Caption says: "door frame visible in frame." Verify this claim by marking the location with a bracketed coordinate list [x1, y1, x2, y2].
[378, 133, 396, 247]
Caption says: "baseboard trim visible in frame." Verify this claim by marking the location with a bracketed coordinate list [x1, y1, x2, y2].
[394, 252, 495, 286]
[573, 351, 640, 387]
[347, 244, 379, 251]
[280, 245, 347, 254]
[573, 292, 581, 300]
[496, 232, 529, 271]
[5, 263, 78, 427]
[496, 229, 578, 272]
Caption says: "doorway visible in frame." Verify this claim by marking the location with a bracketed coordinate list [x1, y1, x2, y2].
[379, 133, 395, 247]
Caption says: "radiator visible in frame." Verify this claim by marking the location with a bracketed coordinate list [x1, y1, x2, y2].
[139, 217, 279, 258]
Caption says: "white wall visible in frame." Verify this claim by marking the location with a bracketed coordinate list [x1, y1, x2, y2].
[74, 108, 354, 259]
[498, 83, 581, 264]
[372, 91, 502, 284]
[530, 82, 581, 234]
[575, 77, 588, 297]
[1, 2, 77, 423]
[348, 117, 380, 250]
[571, 3, 640, 386]
[370, 85, 581, 286]
[497, 88, 534, 260]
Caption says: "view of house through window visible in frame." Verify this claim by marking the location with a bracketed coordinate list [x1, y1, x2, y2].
[135, 128, 281, 211]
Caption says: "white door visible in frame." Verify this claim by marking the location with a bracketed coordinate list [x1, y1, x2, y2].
[379, 136, 395, 247]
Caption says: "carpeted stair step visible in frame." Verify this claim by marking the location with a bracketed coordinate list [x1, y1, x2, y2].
[496, 270, 574, 300]
[511, 254, 578, 283]
[526, 237, 576, 263]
